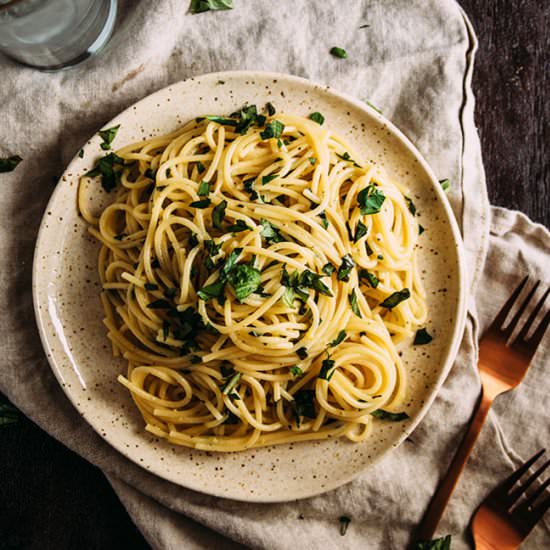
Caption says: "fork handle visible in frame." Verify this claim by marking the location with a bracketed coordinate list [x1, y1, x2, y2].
[415, 391, 494, 542]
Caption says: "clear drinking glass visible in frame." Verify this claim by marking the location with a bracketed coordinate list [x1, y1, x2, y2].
[0, 0, 117, 71]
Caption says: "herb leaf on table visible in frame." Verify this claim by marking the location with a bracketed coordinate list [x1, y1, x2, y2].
[190, 0, 233, 14]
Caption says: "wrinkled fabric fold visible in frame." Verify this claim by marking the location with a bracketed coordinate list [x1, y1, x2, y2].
[1, 1, 548, 549]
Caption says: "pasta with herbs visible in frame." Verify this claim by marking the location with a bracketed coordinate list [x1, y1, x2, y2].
[78, 106, 427, 452]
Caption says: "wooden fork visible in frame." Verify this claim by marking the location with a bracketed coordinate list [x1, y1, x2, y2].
[471, 449, 550, 549]
[415, 277, 550, 541]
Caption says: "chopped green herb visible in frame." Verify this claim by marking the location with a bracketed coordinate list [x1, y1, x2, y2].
[322, 263, 335, 277]
[277, 138, 284, 148]
[319, 211, 329, 229]
[190, 198, 211, 208]
[243, 177, 259, 200]
[204, 239, 220, 257]
[147, 299, 172, 309]
[414, 328, 433, 345]
[419, 224, 425, 235]
[377, 254, 384, 260]
[144, 283, 159, 291]
[85, 152, 125, 192]
[197, 161, 206, 173]
[405, 196, 416, 215]
[260, 219, 284, 243]
[190, 355, 202, 364]
[413, 535, 452, 550]
[221, 248, 242, 278]
[197, 279, 225, 301]
[357, 184, 385, 215]
[78, 149, 84, 158]
[309, 157, 317, 165]
[292, 389, 316, 426]
[232, 105, 260, 134]
[359, 269, 379, 288]
[353, 220, 368, 242]
[349, 289, 361, 317]
[261, 174, 278, 185]
[336, 152, 351, 162]
[379, 288, 410, 309]
[98, 124, 120, 150]
[266, 102, 276, 116]
[205, 115, 236, 126]
[227, 264, 261, 302]
[319, 357, 336, 380]
[439, 178, 451, 192]
[222, 372, 241, 394]
[366, 101, 382, 114]
[198, 180, 210, 196]
[290, 366, 303, 376]
[144, 168, 157, 180]
[0, 155, 22, 173]
[337, 254, 355, 282]
[309, 112, 325, 125]
[330, 46, 348, 59]
[282, 286, 296, 308]
[296, 347, 308, 360]
[260, 120, 284, 140]
[212, 200, 227, 228]
[329, 330, 347, 348]
[339, 516, 351, 536]
[371, 409, 410, 421]
[189, 0, 233, 14]
[227, 219, 250, 233]
[113, 233, 125, 241]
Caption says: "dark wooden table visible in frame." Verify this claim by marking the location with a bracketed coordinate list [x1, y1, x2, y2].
[1, 2, 548, 549]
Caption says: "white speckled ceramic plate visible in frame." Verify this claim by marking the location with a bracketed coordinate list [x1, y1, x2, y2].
[33, 71, 466, 502]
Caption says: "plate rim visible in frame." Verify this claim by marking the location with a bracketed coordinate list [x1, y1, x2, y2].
[32, 69, 467, 502]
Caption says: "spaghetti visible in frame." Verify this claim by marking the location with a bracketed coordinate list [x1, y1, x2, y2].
[78, 106, 427, 452]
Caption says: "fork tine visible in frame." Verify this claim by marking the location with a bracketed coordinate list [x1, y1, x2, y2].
[508, 458, 550, 505]
[499, 449, 546, 493]
[490, 276, 529, 333]
[532, 493, 550, 524]
[523, 476, 550, 509]
[526, 303, 550, 349]
[502, 280, 540, 338]
[514, 287, 550, 343]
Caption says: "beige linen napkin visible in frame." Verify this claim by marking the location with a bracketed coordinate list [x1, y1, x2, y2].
[0, 1, 548, 548]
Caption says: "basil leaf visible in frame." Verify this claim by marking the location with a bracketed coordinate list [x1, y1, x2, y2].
[439, 178, 451, 192]
[349, 289, 361, 318]
[319, 357, 336, 380]
[85, 152, 124, 192]
[413, 535, 452, 550]
[419, 224, 425, 235]
[190, 198, 211, 208]
[147, 299, 172, 309]
[261, 174, 278, 185]
[98, 125, 120, 150]
[221, 248, 242, 278]
[309, 157, 317, 165]
[379, 289, 410, 309]
[357, 184, 385, 215]
[405, 196, 416, 215]
[78, 149, 84, 158]
[290, 366, 303, 376]
[205, 115, 237, 125]
[282, 286, 295, 308]
[309, 112, 325, 125]
[371, 409, 410, 421]
[260, 219, 284, 243]
[190, 0, 233, 13]
[292, 389, 316, 426]
[198, 180, 210, 196]
[221, 372, 241, 394]
[197, 161, 206, 173]
[298, 270, 333, 297]
[353, 220, 368, 242]
[322, 263, 335, 276]
[227, 219, 250, 233]
[319, 211, 329, 229]
[212, 200, 227, 228]
[0, 155, 23, 173]
[197, 279, 225, 301]
[337, 254, 355, 282]
[266, 102, 276, 116]
[329, 330, 346, 347]
[359, 269, 379, 288]
[260, 120, 284, 140]
[144, 168, 157, 180]
[339, 516, 351, 536]
[414, 328, 433, 345]
[232, 104, 260, 134]
[330, 46, 348, 59]
[227, 264, 261, 302]
[296, 347, 308, 360]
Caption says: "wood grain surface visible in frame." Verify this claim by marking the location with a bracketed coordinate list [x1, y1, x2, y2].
[1, 2, 548, 549]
